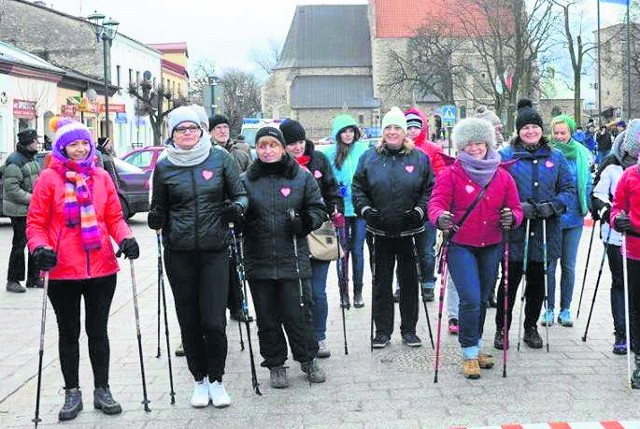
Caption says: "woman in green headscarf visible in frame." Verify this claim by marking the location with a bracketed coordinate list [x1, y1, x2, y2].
[541, 114, 592, 328]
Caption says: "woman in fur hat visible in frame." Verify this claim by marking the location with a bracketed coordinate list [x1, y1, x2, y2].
[429, 117, 523, 379]
[352, 107, 434, 349]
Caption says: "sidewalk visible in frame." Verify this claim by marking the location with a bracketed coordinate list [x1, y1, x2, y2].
[0, 216, 638, 428]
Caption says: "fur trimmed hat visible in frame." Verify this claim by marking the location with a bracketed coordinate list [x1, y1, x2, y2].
[452, 117, 497, 150]
[255, 126, 286, 147]
[515, 98, 544, 133]
[382, 107, 407, 132]
[279, 119, 306, 145]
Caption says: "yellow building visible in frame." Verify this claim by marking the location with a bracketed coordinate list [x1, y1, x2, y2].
[147, 42, 189, 102]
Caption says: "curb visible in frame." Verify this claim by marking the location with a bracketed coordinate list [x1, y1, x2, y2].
[452, 421, 640, 429]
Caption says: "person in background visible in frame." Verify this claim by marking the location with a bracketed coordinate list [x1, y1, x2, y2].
[493, 99, 574, 351]
[616, 120, 627, 138]
[325, 114, 370, 309]
[96, 137, 119, 186]
[280, 119, 342, 359]
[474, 105, 505, 148]
[27, 118, 139, 421]
[352, 107, 434, 349]
[234, 134, 252, 157]
[541, 114, 592, 328]
[3, 128, 42, 293]
[149, 106, 247, 408]
[241, 126, 327, 388]
[429, 117, 523, 379]
[596, 125, 613, 165]
[210, 114, 252, 173]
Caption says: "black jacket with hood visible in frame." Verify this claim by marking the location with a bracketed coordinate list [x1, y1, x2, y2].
[301, 139, 343, 213]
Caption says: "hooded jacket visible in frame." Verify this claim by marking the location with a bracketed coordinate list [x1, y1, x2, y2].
[300, 139, 342, 213]
[404, 107, 446, 175]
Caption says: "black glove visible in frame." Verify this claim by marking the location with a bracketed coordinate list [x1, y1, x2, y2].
[591, 198, 608, 212]
[33, 247, 57, 271]
[536, 202, 555, 219]
[614, 214, 632, 233]
[222, 202, 244, 225]
[286, 208, 304, 236]
[402, 208, 423, 228]
[521, 202, 537, 220]
[116, 238, 140, 259]
[364, 208, 384, 229]
[437, 211, 455, 231]
[500, 208, 514, 230]
[590, 209, 601, 222]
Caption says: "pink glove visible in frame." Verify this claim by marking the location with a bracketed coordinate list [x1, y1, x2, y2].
[331, 211, 345, 228]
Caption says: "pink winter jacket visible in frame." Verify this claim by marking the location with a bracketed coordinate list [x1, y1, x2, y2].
[611, 165, 640, 260]
[428, 160, 524, 247]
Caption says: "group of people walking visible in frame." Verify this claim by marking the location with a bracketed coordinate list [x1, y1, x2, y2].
[9, 97, 640, 422]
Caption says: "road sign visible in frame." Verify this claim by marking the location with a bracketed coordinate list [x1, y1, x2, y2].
[441, 105, 457, 123]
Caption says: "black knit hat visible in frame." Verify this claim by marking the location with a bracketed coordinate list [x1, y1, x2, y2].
[515, 98, 543, 133]
[279, 119, 306, 145]
[17, 129, 37, 146]
[255, 126, 286, 147]
[208, 114, 229, 131]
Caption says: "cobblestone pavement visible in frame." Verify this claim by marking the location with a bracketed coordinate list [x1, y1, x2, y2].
[0, 215, 638, 428]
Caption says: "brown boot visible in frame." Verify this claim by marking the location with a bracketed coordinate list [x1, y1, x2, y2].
[462, 359, 481, 379]
[478, 352, 494, 369]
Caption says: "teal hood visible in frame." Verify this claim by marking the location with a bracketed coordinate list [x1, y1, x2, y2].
[331, 114, 361, 142]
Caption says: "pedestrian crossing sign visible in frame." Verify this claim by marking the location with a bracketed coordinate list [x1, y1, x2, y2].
[441, 105, 457, 124]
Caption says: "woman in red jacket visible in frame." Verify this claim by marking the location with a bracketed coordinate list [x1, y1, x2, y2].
[27, 118, 139, 421]
[429, 117, 523, 379]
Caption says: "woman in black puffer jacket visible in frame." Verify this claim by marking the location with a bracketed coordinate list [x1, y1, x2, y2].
[242, 126, 327, 389]
[280, 119, 342, 359]
[148, 106, 248, 409]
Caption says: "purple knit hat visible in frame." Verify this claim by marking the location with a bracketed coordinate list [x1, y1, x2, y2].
[49, 117, 96, 167]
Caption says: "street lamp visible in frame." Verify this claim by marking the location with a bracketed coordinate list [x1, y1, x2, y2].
[87, 11, 119, 139]
[208, 75, 218, 116]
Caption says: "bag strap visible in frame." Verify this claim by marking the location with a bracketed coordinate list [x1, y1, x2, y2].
[450, 174, 495, 237]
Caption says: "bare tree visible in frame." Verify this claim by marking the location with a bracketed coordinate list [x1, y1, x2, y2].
[219, 68, 262, 135]
[188, 58, 217, 104]
[128, 79, 187, 146]
[249, 38, 283, 75]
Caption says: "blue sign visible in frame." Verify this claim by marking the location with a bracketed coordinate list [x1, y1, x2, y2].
[441, 105, 457, 123]
[115, 112, 127, 124]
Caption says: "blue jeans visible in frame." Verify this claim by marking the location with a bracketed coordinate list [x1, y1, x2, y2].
[345, 217, 366, 289]
[446, 271, 459, 319]
[310, 259, 330, 341]
[547, 226, 582, 311]
[447, 243, 502, 358]
[422, 222, 437, 286]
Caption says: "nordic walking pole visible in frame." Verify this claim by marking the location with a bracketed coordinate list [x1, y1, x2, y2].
[622, 232, 633, 388]
[32, 271, 49, 428]
[129, 260, 151, 411]
[157, 231, 176, 404]
[229, 223, 262, 395]
[542, 219, 550, 353]
[434, 240, 449, 383]
[411, 235, 435, 349]
[370, 233, 376, 352]
[582, 227, 612, 342]
[502, 231, 509, 378]
[576, 222, 596, 319]
[516, 219, 531, 353]
[335, 223, 349, 355]
[156, 234, 162, 358]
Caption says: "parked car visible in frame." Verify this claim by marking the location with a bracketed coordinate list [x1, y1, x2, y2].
[120, 146, 165, 172]
[0, 152, 151, 219]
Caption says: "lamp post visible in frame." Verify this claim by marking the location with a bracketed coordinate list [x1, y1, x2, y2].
[208, 75, 218, 116]
[87, 11, 119, 139]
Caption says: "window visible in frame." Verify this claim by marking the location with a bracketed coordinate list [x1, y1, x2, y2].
[116, 65, 121, 88]
[136, 71, 140, 83]
[123, 150, 153, 170]
[128, 69, 133, 85]
[358, 114, 364, 124]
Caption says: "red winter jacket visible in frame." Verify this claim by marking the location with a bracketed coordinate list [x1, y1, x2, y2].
[428, 160, 524, 247]
[27, 164, 132, 280]
[404, 107, 446, 175]
[611, 165, 640, 260]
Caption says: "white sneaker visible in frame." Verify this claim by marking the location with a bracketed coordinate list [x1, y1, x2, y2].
[317, 340, 331, 358]
[209, 381, 231, 408]
[190, 379, 210, 408]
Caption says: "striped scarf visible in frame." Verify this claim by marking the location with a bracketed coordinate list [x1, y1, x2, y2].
[54, 160, 102, 251]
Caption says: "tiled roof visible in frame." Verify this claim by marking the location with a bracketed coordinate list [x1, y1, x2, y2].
[147, 42, 189, 56]
[290, 76, 379, 109]
[373, 0, 494, 38]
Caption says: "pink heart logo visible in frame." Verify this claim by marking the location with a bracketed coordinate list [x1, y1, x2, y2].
[280, 187, 291, 197]
[465, 184, 474, 194]
[202, 170, 213, 180]
[313, 170, 323, 179]
[545, 160, 554, 168]
[405, 165, 414, 173]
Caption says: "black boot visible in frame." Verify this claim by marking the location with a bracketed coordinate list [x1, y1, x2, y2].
[632, 354, 640, 389]
[353, 284, 364, 308]
[340, 290, 350, 309]
[93, 386, 122, 415]
[58, 387, 83, 421]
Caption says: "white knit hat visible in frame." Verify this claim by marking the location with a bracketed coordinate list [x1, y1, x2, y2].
[452, 117, 497, 150]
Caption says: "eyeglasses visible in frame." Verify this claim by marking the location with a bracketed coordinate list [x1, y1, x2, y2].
[174, 125, 200, 134]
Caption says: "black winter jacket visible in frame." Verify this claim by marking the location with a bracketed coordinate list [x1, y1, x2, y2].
[352, 143, 434, 237]
[241, 154, 326, 280]
[302, 139, 343, 213]
[148, 148, 248, 252]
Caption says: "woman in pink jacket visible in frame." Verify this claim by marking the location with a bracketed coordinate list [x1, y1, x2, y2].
[27, 118, 139, 421]
[429, 118, 523, 379]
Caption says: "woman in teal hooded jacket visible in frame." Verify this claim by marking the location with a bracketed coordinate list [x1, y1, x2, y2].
[324, 114, 369, 308]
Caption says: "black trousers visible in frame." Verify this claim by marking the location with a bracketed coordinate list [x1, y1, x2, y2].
[495, 261, 546, 331]
[8, 216, 38, 283]
[367, 233, 419, 337]
[47, 274, 117, 389]
[227, 251, 243, 313]
[249, 279, 317, 368]
[164, 248, 229, 382]
[625, 258, 640, 354]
